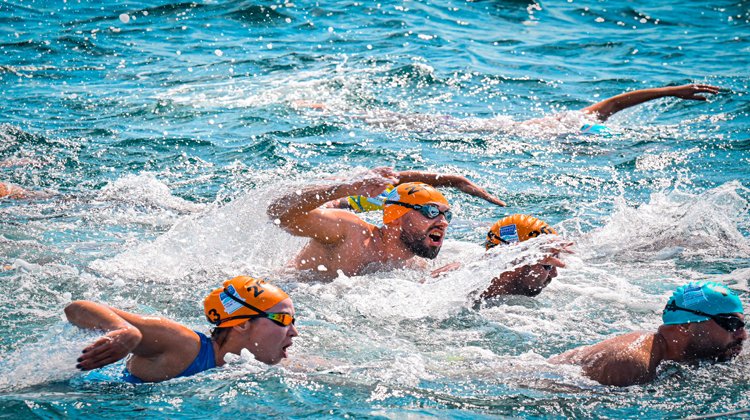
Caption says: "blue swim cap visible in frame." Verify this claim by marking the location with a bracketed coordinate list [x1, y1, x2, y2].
[580, 124, 612, 137]
[662, 282, 744, 325]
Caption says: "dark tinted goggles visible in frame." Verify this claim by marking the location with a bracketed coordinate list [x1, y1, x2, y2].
[665, 302, 745, 332]
[385, 200, 452, 223]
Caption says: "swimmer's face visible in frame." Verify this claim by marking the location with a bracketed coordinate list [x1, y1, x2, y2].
[240, 298, 298, 365]
[516, 263, 558, 296]
[398, 201, 450, 259]
[686, 314, 746, 362]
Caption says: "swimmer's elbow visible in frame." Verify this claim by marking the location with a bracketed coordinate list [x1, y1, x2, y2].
[266, 201, 284, 220]
[64, 300, 91, 322]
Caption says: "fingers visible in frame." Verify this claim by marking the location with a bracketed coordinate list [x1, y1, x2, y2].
[372, 167, 397, 178]
[77, 335, 130, 369]
[431, 261, 462, 277]
[291, 100, 326, 110]
[81, 336, 113, 354]
[539, 255, 566, 268]
[693, 84, 720, 93]
[78, 350, 123, 371]
[550, 242, 576, 254]
[488, 196, 507, 206]
[682, 84, 721, 100]
[460, 184, 507, 206]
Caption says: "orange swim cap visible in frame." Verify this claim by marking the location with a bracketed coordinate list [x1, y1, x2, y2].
[485, 214, 556, 249]
[382, 182, 449, 225]
[203, 276, 290, 328]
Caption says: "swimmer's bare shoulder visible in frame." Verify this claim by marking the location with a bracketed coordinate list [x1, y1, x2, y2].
[551, 332, 657, 386]
[292, 211, 381, 278]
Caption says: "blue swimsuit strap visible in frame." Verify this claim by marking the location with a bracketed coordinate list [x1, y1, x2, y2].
[122, 331, 216, 384]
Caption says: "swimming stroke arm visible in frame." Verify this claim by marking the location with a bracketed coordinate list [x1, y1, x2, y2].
[582, 84, 720, 122]
[65, 301, 196, 370]
[398, 170, 506, 206]
[65, 301, 143, 370]
[267, 170, 398, 242]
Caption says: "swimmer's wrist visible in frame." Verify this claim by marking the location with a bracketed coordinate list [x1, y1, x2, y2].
[108, 325, 143, 350]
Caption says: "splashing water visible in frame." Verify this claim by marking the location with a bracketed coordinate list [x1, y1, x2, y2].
[1, 0, 749, 417]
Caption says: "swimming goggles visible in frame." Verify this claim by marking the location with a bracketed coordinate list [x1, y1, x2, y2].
[217, 286, 296, 327]
[665, 302, 745, 332]
[384, 200, 453, 223]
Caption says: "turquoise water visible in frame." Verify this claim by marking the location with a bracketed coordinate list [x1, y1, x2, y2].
[1, 0, 749, 417]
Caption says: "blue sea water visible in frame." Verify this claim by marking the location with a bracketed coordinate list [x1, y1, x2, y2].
[1, 0, 749, 418]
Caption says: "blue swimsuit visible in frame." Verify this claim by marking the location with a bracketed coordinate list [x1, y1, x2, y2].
[123, 331, 216, 384]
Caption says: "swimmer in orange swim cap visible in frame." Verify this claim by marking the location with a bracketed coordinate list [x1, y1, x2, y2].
[268, 167, 503, 280]
[64, 275, 298, 383]
[480, 214, 567, 298]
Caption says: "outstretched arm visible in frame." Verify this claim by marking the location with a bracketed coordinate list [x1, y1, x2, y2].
[398, 171, 506, 206]
[582, 84, 720, 121]
[268, 168, 398, 243]
[64, 301, 193, 371]
[326, 169, 505, 210]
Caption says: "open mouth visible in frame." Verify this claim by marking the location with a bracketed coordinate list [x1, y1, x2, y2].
[282, 343, 293, 357]
[427, 230, 444, 245]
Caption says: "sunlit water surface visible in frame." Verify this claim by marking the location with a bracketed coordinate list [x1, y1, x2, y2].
[1, 0, 749, 418]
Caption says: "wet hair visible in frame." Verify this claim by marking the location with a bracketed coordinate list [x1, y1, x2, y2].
[210, 327, 232, 347]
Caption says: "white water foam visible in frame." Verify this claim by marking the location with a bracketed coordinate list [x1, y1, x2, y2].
[575, 181, 750, 262]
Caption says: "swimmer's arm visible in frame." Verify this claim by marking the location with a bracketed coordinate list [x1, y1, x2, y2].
[268, 169, 398, 242]
[65, 301, 143, 370]
[582, 84, 720, 122]
[65, 301, 195, 370]
[581, 354, 652, 387]
[555, 333, 655, 386]
[397, 171, 506, 206]
[480, 252, 567, 299]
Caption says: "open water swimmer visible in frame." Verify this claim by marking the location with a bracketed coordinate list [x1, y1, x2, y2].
[268, 167, 503, 280]
[551, 282, 746, 387]
[2, 0, 748, 417]
[299, 84, 721, 137]
[480, 214, 567, 298]
[65, 276, 297, 383]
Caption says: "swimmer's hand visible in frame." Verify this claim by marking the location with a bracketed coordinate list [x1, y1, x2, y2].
[396, 170, 506, 206]
[537, 240, 575, 267]
[450, 178, 505, 207]
[667, 84, 721, 101]
[430, 261, 462, 278]
[76, 327, 142, 371]
[293, 100, 327, 110]
[350, 167, 399, 197]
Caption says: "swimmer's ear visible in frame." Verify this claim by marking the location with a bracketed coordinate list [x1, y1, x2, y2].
[233, 320, 253, 333]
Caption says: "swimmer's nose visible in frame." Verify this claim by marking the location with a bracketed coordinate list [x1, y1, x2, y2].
[734, 327, 747, 341]
[289, 323, 299, 337]
[434, 215, 449, 227]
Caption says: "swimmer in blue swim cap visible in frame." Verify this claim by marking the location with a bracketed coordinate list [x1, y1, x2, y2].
[299, 84, 720, 137]
[550, 281, 746, 387]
